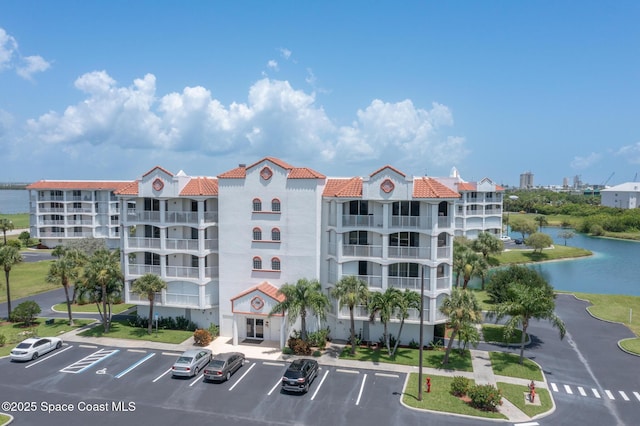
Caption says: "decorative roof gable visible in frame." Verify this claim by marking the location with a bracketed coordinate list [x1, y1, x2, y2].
[413, 177, 460, 199]
[179, 177, 218, 196]
[370, 165, 406, 178]
[323, 177, 363, 198]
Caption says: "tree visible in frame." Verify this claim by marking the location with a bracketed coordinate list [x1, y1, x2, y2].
[486, 265, 554, 304]
[0, 218, 14, 245]
[331, 275, 369, 355]
[46, 249, 85, 326]
[11, 300, 41, 325]
[452, 238, 472, 287]
[0, 245, 23, 319]
[526, 232, 554, 253]
[489, 283, 566, 364]
[471, 232, 504, 259]
[131, 273, 167, 334]
[533, 214, 549, 231]
[439, 288, 483, 365]
[558, 230, 575, 246]
[368, 287, 401, 355]
[460, 250, 487, 290]
[18, 231, 31, 247]
[82, 249, 123, 332]
[270, 278, 329, 341]
[392, 289, 421, 356]
[510, 216, 537, 240]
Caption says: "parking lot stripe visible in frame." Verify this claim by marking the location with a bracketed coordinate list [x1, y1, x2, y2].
[161, 352, 181, 357]
[127, 349, 146, 353]
[79, 345, 98, 349]
[374, 373, 399, 378]
[115, 353, 155, 379]
[189, 373, 205, 387]
[550, 383, 558, 392]
[152, 368, 172, 383]
[228, 362, 256, 391]
[310, 370, 329, 401]
[619, 391, 630, 401]
[633, 391, 640, 402]
[263, 361, 285, 367]
[564, 385, 573, 394]
[355, 374, 367, 406]
[336, 368, 359, 374]
[25, 345, 73, 369]
[267, 377, 282, 396]
[592, 388, 601, 398]
[605, 390, 615, 400]
[60, 349, 119, 374]
[578, 386, 587, 396]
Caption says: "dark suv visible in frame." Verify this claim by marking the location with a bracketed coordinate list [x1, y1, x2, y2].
[281, 358, 319, 393]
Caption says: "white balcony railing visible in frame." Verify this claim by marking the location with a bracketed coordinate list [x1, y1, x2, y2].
[166, 266, 199, 279]
[342, 215, 383, 228]
[165, 238, 199, 251]
[390, 216, 420, 228]
[338, 304, 369, 319]
[204, 239, 218, 250]
[204, 212, 218, 222]
[127, 211, 161, 222]
[388, 246, 431, 259]
[165, 211, 198, 223]
[342, 244, 383, 258]
[436, 246, 451, 258]
[128, 237, 161, 249]
[128, 264, 161, 276]
[205, 267, 219, 278]
[165, 293, 199, 307]
[40, 232, 66, 238]
[388, 276, 428, 291]
[356, 275, 382, 288]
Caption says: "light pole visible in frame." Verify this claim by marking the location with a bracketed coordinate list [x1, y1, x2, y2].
[418, 265, 424, 401]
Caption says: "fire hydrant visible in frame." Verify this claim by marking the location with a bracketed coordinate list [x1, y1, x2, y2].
[426, 377, 431, 393]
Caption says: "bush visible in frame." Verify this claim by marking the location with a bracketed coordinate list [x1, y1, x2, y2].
[467, 384, 503, 411]
[287, 337, 312, 355]
[408, 339, 419, 349]
[208, 323, 220, 338]
[193, 329, 212, 346]
[11, 300, 41, 325]
[450, 376, 470, 396]
[589, 224, 605, 236]
[312, 350, 322, 357]
[0, 333, 5, 346]
[307, 327, 330, 349]
[282, 347, 294, 355]
[128, 315, 198, 331]
[378, 333, 398, 349]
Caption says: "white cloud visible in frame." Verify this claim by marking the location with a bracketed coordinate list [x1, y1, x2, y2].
[615, 142, 640, 164]
[24, 71, 467, 175]
[0, 27, 51, 79]
[0, 28, 17, 70]
[16, 55, 51, 80]
[267, 60, 278, 70]
[570, 152, 602, 169]
[279, 48, 291, 60]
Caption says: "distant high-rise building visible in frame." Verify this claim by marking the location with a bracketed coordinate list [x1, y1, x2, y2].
[519, 171, 534, 189]
[563, 177, 569, 189]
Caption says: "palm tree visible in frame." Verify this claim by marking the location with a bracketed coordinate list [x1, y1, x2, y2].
[331, 275, 369, 355]
[0, 218, 15, 245]
[392, 289, 421, 356]
[270, 278, 329, 341]
[534, 214, 548, 232]
[368, 287, 401, 355]
[461, 250, 484, 289]
[82, 249, 123, 332]
[471, 232, 504, 259]
[439, 287, 483, 365]
[452, 238, 472, 287]
[489, 283, 566, 364]
[131, 273, 167, 334]
[0, 245, 22, 319]
[46, 250, 84, 326]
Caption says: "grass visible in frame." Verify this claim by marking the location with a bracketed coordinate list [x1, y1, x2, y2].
[0, 318, 95, 357]
[402, 373, 506, 419]
[0, 213, 29, 229]
[339, 346, 473, 371]
[489, 351, 543, 381]
[496, 245, 592, 264]
[0, 414, 10, 425]
[619, 338, 640, 353]
[78, 320, 194, 344]
[482, 324, 525, 345]
[498, 381, 552, 417]
[0, 260, 57, 303]
[53, 302, 135, 314]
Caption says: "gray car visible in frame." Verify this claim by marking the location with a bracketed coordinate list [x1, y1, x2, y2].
[203, 352, 245, 382]
[171, 349, 212, 378]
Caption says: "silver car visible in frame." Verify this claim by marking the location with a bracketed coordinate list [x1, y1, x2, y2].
[171, 349, 212, 378]
[203, 352, 245, 382]
[10, 337, 63, 362]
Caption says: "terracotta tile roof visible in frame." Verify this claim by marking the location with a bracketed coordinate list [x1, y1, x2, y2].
[413, 177, 460, 199]
[114, 181, 139, 195]
[370, 165, 406, 178]
[230, 281, 285, 303]
[288, 167, 326, 179]
[456, 182, 476, 191]
[26, 180, 131, 191]
[495, 185, 505, 191]
[322, 177, 363, 197]
[219, 157, 325, 180]
[248, 156, 295, 171]
[142, 166, 174, 177]
[218, 165, 246, 179]
[179, 177, 218, 196]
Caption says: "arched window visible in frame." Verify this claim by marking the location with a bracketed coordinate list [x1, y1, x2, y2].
[252, 198, 262, 212]
[253, 227, 262, 241]
[271, 257, 281, 271]
[271, 228, 281, 241]
[253, 257, 262, 270]
[271, 198, 281, 212]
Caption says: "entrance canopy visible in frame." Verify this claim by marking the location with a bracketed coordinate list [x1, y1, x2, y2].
[231, 281, 285, 317]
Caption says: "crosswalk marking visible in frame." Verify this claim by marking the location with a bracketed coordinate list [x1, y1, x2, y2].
[60, 349, 119, 374]
[605, 390, 615, 400]
[578, 386, 586, 396]
[592, 388, 601, 398]
[633, 392, 640, 402]
[550, 382, 559, 392]
[564, 384, 573, 394]
[619, 391, 630, 401]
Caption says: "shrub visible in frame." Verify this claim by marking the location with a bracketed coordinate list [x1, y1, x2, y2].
[450, 376, 470, 396]
[408, 339, 419, 349]
[378, 333, 398, 349]
[0, 333, 5, 346]
[312, 350, 322, 357]
[589, 224, 605, 236]
[467, 384, 503, 411]
[282, 347, 294, 355]
[11, 300, 41, 325]
[287, 337, 312, 355]
[193, 329, 212, 346]
[307, 327, 330, 349]
[208, 323, 220, 338]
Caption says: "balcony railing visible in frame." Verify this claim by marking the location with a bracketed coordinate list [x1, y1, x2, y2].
[342, 214, 383, 228]
[67, 220, 93, 225]
[165, 211, 198, 223]
[205, 266, 219, 278]
[40, 220, 65, 225]
[437, 216, 451, 227]
[165, 293, 199, 307]
[388, 276, 428, 291]
[436, 276, 450, 290]
[68, 208, 93, 213]
[39, 232, 66, 238]
[37, 195, 64, 201]
[436, 246, 451, 258]
[338, 304, 369, 319]
[127, 211, 161, 222]
[342, 244, 382, 258]
[356, 274, 382, 288]
[128, 264, 161, 276]
[71, 232, 94, 237]
[388, 246, 431, 259]
[204, 212, 218, 222]
[128, 237, 161, 249]
[165, 238, 199, 251]
[166, 266, 199, 279]
[391, 216, 420, 228]
[204, 239, 218, 250]
[38, 208, 65, 213]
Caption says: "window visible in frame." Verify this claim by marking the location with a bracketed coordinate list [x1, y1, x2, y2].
[271, 228, 281, 241]
[144, 252, 161, 266]
[252, 198, 262, 212]
[390, 232, 418, 247]
[191, 227, 198, 239]
[253, 257, 262, 270]
[392, 201, 419, 217]
[191, 200, 198, 212]
[389, 262, 419, 277]
[144, 198, 160, 211]
[191, 255, 199, 268]
[271, 199, 281, 212]
[271, 258, 281, 271]
[348, 230, 368, 245]
[349, 200, 369, 215]
[253, 228, 262, 241]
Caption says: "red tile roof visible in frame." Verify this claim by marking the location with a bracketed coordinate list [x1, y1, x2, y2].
[370, 165, 406, 178]
[114, 181, 139, 195]
[219, 157, 325, 180]
[322, 177, 363, 197]
[288, 167, 326, 179]
[230, 281, 285, 303]
[218, 165, 246, 179]
[248, 156, 294, 171]
[179, 177, 218, 196]
[456, 182, 476, 191]
[413, 177, 460, 198]
[142, 166, 174, 177]
[26, 180, 131, 190]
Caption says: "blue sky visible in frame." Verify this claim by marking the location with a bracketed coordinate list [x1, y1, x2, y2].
[1, 1, 638, 187]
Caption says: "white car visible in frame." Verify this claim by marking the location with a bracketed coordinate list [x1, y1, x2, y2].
[500, 235, 511, 242]
[10, 337, 63, 361]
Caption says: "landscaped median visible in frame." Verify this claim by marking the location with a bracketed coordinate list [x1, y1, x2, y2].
[0, 413, 12, 426]
[52, 302, 135, 314]
[77, 320, 194, 345]
[0, 318, 94, 357]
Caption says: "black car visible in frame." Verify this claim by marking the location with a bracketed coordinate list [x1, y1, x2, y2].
[514, 238, 524, 245]
[281, 358, 319, 393]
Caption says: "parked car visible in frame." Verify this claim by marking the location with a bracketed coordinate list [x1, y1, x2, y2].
[171, 349, 212, 378]
[10, 337, 63, 361]
[500, 235, 511, 242]
[203, 352, 245, 382]
[281, 358, 319, 393]
[514, 238, 524, 245]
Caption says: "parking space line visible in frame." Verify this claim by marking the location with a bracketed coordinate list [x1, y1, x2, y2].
[189, 373, 205, 387]
[355, 374, 367, 406]
[592, 388, 601, 398]
[550, 383, 558, 392]
[152, 368, 172, 383]
[161, 352, 181, 357]
[619, 391, 630, 401]
[115, 353, 155, 379]
[310, 370, 329, 401]
[60, 349, 119, 374]
[79, 345, 98, 349]
[336, 368, 359, 374]
[25, 345, 73, 369]
[564, 385, 573, 394]
[633, 391, 640, 402]
[228, 362, 256, 391]
[374, 372, 399, 378]
[263, 361, 285, 367]
[605, 390, 615, 400]
[127, 349, 146, 353]
[268, 377, 282, 395]
[577, 386, 586, 396]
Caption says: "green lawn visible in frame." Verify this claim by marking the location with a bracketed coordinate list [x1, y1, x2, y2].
[489, 351, 543, 381]
[482, 324, 526, 345]
[619, 338, 640, 354]
[339, 346, 473, 371]
[0, 213, 29, 229]
[498, 381, 552, 417]
[402, 373, 506, 419]
[0, 414, 11, 425]
[78, 320, 193, 344]
[53, 302, 135, 314]
[0, 318, 95, 357]
[496, 245, 592, 264]
[0, 260, 56, 303]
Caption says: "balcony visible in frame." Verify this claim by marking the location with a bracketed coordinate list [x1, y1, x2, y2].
[342, 214, 383, 228]
[204, 212, 218, 222]
[165, 211, 198, 223]
[71, 232, 94, 237]
[128, 237, 161, 249]
[437, 216, 451, 227]
[356, 274, 382, 288]
[437, 246, 451, 258]
[391, 216, 420, 229]
[342, 244, 382, 258]
[40, 220, 65, 225]
[166, 266, 199, 279]
[338, 304, 369, 319]
[40, 232, 66, 238]
[128, 264, 161, 276]
[388, 276, 428, 291]
[165, 238, 199, 251]
[68, 208, 93, 213]
[67, 220, 93, 225]
[127, 211, 161, 223]
[165, 293, 200, 307]
[388, 246, 431, 259]
[38, 195, 64, 201]
[38, 207, 65, 213]
[204, 239, 218, 250]
[436, 276, 450, 290]
[205, 266, 219, 278]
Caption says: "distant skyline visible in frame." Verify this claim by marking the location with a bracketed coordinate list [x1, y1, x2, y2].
[1, 1, 639, 187]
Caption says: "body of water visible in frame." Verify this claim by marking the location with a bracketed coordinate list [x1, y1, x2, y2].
[0, 189, 30, 214]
